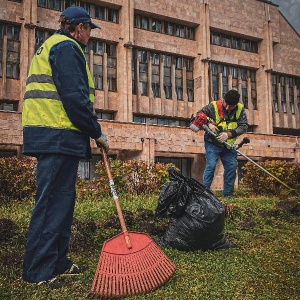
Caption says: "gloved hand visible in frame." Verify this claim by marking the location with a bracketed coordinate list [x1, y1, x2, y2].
[95, 134, 109, 153]
[217, 132, 229, 143]
[208, 123, 217, 134]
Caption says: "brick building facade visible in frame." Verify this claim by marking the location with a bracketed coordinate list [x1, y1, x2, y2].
[0, 0, 300, 189]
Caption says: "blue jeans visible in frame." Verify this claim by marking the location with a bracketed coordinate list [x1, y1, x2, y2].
[23, 153, 79, 283]
[203, 142, 237, 197]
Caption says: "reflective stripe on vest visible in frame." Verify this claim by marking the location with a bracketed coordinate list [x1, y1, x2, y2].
[212, 100, 243, 145]
[22, 34, 95, 131]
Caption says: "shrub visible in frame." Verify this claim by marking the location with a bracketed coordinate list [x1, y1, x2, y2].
[0, 156, 36, 201]
[0, 156, 175, 202]
[241, 160, 300, 196]
[76, 159, 176, 201]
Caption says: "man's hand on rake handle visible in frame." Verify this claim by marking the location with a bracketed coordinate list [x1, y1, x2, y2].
[95, 134, 109, 153]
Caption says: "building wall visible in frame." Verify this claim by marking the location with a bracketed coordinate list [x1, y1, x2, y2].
[0, 0, 300, 190]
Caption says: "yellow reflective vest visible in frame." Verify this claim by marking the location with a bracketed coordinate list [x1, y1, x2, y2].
[212, 100, 243, 145]
[22, 34, 95, 132]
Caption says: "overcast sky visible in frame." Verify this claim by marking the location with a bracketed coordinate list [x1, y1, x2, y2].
[271, 0, 300, 34]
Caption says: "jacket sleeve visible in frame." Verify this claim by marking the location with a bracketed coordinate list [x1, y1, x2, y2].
[233, 108, 248, 137]
[49, 41, 102, 139]
[197, 103, 216, 120]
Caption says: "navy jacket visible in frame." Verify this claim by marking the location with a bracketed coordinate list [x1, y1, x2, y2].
[23, 29, 102, 159]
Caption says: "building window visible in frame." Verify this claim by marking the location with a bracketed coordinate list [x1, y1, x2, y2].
[0, 101, 18, 111]
[37, 1, 118, 23]
[175, 24, 185, 38]
[151, 19, 162, 33]
[140, 16, 149, 30]
[95, 5, 105, 19]
[138, 50, 148, 96]
[78, 155, 106, 180]
[107, 43, 117, 91]
[64, 0, 77, 8]
[221, 34, 231, 48]
[37, 0, 47, 7]
[48, 0, 62, 10]
[232, 36, 240, 49]
[271, 74, 300, 114]
[95, 111, 114, 120]
[240, 68, 248, 108]
[133, 114, 189, 128]
[134, 15, 195, 40]
[280, 76, 287, 113]
[289, 78, 295, 114]
[155, 157, 191, 178]
[222, 65, 229, 97]
[132, 50, 136, 94]
[296, 79, 300, 110]
[272, 74, 279, 112]
[211, 31, 258, 54]
[175, 57, 183, 100]
[0, 23, 2, 76]
[85, 40, 117, 91]
[165, 22, 174, 35]
[132, 49, 193, 101]
[209, 62, 257, 109]
[80, 1, 90, 14]
[250, 70, 257, 110]
[187, 79, 194, 102]
[241, 86, 248, 108]
[210, 63, 219, 100]
[163, 54, 172, 99]
[230, 66, 238, 90]
[151, 52, 160, 97]
[0, 23, 21, 79]
[95, 5, 118, 23]
[211, 32, 221, 45]
[78, 159, 90, 180]
[35, 29, 53, 52]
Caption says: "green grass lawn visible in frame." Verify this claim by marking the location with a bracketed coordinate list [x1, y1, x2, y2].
[0, 195, 299, 300]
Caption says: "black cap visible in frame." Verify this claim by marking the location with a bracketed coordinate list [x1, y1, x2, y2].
[224, 89, 240, 105]
[61, 6, 101, 29]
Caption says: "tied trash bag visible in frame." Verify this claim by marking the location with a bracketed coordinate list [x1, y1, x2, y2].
[156, 168, 234, 251]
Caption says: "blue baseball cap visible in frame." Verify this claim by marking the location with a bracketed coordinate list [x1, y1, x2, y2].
[61, 6, 101, 29]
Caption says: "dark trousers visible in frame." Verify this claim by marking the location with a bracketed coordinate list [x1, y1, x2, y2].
[203, 141, 237, 197]
[23, 153, 79, 283]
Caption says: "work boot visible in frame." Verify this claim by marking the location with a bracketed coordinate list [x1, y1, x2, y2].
[36, 277, 65, 289]
[59, 263, 88, 276]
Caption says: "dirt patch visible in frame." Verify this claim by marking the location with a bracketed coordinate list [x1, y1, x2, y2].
[98, 208, 170, 238]
[276, 200, 300, 214]
[0, 250, 22, 266]
[69, 219, 97, 252]
[0, 218, 19, 242]
[101, 210, 135, 229]
[238, 218, 256, 231]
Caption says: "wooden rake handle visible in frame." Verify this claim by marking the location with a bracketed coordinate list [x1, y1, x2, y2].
[101, 148, 132, 250]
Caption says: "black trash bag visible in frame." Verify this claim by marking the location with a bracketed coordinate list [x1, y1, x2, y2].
[155, 167, 191, 219]
[156, 168, 234, 251]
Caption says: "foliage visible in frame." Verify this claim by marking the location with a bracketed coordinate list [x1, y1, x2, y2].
[0, 156, 175, 203]
[240, 160, 300, 196]
[76, 159, 176, 201]
[0, 156, 36, 202]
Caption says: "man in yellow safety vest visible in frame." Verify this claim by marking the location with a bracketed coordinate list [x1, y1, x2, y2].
[22, 6, 108, 288]
[195, 90, 248, 197]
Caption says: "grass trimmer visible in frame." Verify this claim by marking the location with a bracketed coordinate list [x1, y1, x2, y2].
[89, 148, 176, 299]
[201, 124, 295, 193]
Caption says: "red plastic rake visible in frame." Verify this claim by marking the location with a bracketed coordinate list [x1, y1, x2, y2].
[89, 149, 176, 299]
